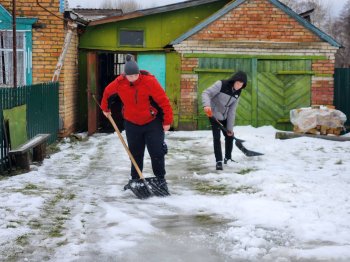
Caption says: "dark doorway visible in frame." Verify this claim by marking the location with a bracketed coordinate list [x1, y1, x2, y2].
[98, 52, 133, 133]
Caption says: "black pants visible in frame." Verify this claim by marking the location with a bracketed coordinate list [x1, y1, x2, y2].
[124, 118, 166, 180]
[209, 118, 234, 162]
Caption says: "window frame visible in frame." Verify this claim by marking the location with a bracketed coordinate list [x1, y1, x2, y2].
[119, 29, 145, 47]
[0, 5, 37, 87]
[0, 30, 27, 87]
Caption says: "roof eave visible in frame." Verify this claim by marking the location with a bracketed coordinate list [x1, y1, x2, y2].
[88, 0, 225, 26]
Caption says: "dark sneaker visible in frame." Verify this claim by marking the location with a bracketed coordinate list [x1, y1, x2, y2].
[216, 161, 223, 170]
[146, 177, 170, 196]
[157, 177, 169, 192]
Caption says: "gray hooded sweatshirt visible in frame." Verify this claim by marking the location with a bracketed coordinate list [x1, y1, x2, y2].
[202, 71, 247, 132]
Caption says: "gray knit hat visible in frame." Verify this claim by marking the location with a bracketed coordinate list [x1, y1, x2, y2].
[124, 54, 140, 75]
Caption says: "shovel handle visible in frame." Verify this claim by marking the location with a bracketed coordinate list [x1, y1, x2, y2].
[210, 116, 229, 133]
[210, 116, 240, 140]
[92, 95, 145, 180]
[106, 114, 145, 179]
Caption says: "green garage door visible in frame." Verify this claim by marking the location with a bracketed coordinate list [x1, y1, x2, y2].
[257, 60, 311, 129]
[197, 58, 311, 130]
[197, 58, 253, 130]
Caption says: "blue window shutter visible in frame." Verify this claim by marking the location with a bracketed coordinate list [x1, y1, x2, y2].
[25, 31, 33, 85]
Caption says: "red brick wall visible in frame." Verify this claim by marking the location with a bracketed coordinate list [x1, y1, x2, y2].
[179, 58, 198, 125]
[190, 0, 320, 43]
[311, 60, 335, 105]
[2, 1, 80, 136]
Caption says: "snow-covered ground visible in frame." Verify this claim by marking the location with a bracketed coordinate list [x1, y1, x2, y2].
[1, 126, 350, 261]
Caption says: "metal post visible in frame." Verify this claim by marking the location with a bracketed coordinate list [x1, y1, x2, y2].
[12, 0, 17, 88]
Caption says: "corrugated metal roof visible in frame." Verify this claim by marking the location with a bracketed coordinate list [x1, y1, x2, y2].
[88, 0, 227, 26]
[170, 0, 341, 48]
[72, 8, 123, 22]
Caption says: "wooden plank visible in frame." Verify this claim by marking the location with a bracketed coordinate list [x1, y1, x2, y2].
[184, 54, 327, 60]
[251, 58, 258, 127]
[194, 68, 235, 73]
[276, 71, 314, 75]
[87, 52, 99, 135]
[14, 153, 30, 170]
[165, 52, 181, 129]
[275, 131, 350, 141]
[33, 143, 46, 162]
[9, 134, 50, 154]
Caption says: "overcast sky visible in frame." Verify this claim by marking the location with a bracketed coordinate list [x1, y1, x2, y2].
[68, 0, 347, 17]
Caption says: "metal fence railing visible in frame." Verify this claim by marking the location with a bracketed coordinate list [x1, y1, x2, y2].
[0, 82, 59, 173]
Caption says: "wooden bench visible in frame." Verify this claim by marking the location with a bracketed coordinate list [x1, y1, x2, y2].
[8, 134, 51, 170]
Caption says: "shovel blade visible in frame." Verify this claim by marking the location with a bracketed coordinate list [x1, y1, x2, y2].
[124, 179, 152, 199]
[124, 177, 170, 199]
[235, 140, 264, 157]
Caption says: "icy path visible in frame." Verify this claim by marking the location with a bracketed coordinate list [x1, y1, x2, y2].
[1, 127, 350, 262]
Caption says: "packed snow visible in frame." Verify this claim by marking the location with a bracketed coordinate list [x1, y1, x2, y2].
[1, 126, 350, 261]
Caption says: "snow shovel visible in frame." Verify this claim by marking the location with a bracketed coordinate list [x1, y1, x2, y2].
[209, 117, 263, 157]
[92, 95, 170, 199]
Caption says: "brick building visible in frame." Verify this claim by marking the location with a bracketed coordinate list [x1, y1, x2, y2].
[0, 0, 80, 136]
[171, 0, 341, 130]
[1, 0, 341, 136]
[79, 0, 341, 132]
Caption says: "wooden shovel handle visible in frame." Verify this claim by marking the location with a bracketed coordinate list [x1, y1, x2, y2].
[92, 95, 144, 180]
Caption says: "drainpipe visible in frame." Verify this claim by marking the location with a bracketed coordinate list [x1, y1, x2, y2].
[12, 0, 17, 88]
[52, 21, 77, 82]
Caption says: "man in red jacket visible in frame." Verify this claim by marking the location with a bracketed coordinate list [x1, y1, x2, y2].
[101, 54, 173, 192]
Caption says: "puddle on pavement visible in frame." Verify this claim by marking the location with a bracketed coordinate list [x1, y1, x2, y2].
[116, 213, 232, 262]
[155, 213, 230, 230]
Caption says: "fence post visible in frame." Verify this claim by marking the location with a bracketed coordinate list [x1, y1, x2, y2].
[334, 68, 350, 128]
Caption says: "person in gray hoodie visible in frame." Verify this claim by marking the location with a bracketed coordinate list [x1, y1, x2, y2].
[202, 71, 247, 170]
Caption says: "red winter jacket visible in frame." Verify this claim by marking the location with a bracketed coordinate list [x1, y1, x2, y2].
[101, 72, 173, 126]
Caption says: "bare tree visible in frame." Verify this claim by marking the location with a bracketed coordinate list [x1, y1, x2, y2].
[100, 0, 143, 13]
[333, 0, 350, 67]
[280, 0, 301, 11]
[280, 0, 334, 35]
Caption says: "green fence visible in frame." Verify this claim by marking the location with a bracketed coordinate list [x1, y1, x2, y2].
[334, 68, 350, 128]
[0, 82, 59, 173]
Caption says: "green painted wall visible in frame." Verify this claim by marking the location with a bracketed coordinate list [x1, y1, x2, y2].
[79, 1, 229, 51]
[165, 52, 181, 129]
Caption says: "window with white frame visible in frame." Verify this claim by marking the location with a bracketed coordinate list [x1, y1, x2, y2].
[0, 30, 26, 87]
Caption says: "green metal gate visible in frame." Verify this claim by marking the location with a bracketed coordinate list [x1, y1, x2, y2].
[334, 68, 350, 128]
